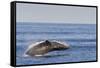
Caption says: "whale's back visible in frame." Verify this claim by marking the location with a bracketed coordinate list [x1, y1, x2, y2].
[25, 40, 69, 56]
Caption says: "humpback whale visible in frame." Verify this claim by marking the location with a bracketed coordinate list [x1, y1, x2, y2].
[25, 40, 69, 57]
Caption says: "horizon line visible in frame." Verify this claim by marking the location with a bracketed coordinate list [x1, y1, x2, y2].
[16, 22, 96, 24]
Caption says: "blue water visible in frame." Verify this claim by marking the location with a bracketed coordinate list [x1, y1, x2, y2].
[16, 22, 96, 65]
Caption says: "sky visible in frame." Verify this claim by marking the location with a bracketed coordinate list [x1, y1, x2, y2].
[16, 3, 96, 24]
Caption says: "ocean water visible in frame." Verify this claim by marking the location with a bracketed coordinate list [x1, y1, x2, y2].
[16, 22, 96, 65]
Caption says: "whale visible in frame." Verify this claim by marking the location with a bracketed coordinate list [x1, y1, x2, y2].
[25, 40, 69, 57]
